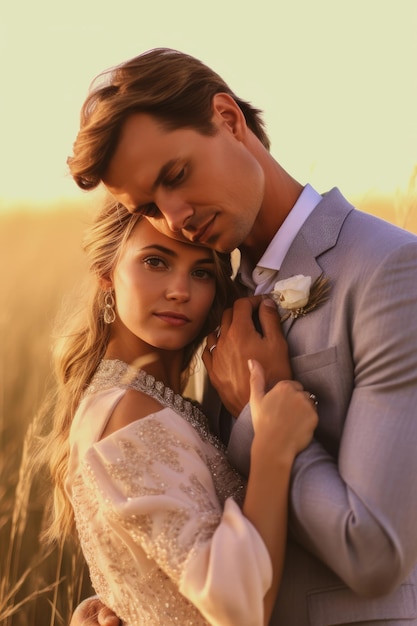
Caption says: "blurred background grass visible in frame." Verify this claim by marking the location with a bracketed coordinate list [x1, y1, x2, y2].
[1, 188, 416, 624]
[0, 205, 92, 625]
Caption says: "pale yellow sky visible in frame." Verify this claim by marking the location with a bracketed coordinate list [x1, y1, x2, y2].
[1, 0, 416, 210]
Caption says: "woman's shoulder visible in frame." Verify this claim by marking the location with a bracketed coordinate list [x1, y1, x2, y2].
[75, 359, 220, 451]
[100, 387, 164, 439]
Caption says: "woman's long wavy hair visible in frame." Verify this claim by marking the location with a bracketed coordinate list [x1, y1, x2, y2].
[68, 47, 270, 190]
[40, 199, 239, 543]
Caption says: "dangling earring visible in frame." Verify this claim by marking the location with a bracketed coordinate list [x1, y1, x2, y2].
[103, 290, 116, 324]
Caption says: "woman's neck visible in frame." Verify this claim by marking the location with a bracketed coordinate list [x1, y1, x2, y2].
[104, 337, 184, 394]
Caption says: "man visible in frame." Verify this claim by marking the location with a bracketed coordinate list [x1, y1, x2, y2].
[68, 48, 417, 624]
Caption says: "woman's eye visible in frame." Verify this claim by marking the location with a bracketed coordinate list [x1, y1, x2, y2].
[144, 256, 166, 269]
[192, 268, 214, 280]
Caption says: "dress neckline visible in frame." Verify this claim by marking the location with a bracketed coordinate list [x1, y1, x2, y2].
[86, 359, 226, 453]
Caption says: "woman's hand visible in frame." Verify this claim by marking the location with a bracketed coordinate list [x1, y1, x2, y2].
[243, 359, 318, 623]
[248, 358, 318, 462]
[69, 597, 121, 626]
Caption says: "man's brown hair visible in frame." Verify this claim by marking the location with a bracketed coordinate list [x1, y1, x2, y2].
[68, 48, 270, 190]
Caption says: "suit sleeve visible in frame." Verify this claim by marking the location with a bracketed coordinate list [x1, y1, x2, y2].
[290, 240, 417, 596]
[226, 404, 253, 477]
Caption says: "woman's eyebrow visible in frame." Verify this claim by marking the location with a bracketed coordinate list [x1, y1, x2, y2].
[139, 244, 177, 256]
[140, 244, 214, 265]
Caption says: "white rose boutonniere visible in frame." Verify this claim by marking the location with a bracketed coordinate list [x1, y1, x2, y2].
[271, 274, 330, 321]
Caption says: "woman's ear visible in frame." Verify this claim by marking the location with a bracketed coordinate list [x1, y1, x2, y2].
[211, 92, 247, 140]
[99, 275, 113, 292]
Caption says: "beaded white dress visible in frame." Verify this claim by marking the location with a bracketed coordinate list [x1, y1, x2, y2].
[66, 360, 272, 626]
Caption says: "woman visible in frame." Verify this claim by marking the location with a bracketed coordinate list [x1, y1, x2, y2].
[44, 200, 317, 626]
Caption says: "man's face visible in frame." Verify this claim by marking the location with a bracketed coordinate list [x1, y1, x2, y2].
[103, 111, 265, 253]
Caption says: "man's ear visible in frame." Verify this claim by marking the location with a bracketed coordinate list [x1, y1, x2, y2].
[211, 93, 247, 140]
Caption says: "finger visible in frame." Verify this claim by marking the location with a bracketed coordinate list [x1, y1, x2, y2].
[219, 306, 233, 330]
[202, 336, 218, 365]
[290, 380, 304, 392]
[257, 297, 284, 338]
[305, 391, 319, 408]
[230, 297, 264, 332]
[98, 607, 121, 626]
[204, 333, 215, 352]
[70, 597, 102, 624]
[202, 344, 214, 373]
[204, 305, 233, 351]
[248, 359, 265, 405]
[238, 294, 264, 309]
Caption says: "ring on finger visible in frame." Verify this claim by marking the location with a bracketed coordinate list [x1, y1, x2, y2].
[215, 325, 222, 338]
[209, 344, 217, 354]
[308, 392, 318, 407]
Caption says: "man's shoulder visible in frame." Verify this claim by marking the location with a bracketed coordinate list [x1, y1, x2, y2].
[317, 187, 417, 245]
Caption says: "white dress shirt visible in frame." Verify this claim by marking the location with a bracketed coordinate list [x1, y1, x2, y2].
[239, 184, 322, 294]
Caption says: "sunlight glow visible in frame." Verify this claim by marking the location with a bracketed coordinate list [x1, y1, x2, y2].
[1, 0, 416, 208]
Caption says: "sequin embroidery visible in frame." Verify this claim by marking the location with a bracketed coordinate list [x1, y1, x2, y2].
[69, 359, 247, 625]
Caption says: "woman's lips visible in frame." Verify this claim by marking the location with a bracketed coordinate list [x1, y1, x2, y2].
[154, 312, 190, 326]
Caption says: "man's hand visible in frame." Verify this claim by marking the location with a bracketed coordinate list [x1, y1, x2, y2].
[69, 596, 121, 626]
[202, 297, 291, 416]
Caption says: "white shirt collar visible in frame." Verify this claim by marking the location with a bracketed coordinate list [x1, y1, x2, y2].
[239, 184, 322, 293]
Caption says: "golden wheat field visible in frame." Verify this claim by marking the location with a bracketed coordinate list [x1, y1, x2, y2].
[1, 189, 416, 625]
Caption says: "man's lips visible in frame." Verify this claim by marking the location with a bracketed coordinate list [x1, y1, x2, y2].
[191, 215, 216, 243]
[154, 312, 190, 326]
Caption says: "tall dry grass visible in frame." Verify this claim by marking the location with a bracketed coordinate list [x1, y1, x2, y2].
[0, 204, 94, 625]
[0, 186, 416, 624]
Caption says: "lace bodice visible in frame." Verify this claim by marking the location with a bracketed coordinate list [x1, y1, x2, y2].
[67, 360, 271, 626]
[86, 358, 225, 453]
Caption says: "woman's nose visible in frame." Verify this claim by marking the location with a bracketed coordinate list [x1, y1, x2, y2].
[165, 274, 190, 301]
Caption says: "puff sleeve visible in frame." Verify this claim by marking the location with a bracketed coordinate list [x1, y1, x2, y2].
[69, 406, 271, 626]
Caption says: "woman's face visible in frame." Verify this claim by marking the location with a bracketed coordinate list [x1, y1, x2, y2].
[108, 218, 217, 356]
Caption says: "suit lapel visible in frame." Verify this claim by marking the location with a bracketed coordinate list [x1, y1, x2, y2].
[278, 188, 353, 336]
[279, 236, 323, 335]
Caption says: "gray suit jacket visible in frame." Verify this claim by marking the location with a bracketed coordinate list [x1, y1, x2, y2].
[226, 188, 417, 625]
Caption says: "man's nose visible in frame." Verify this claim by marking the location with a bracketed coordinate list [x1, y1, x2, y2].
[156, 192, 193, 232]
